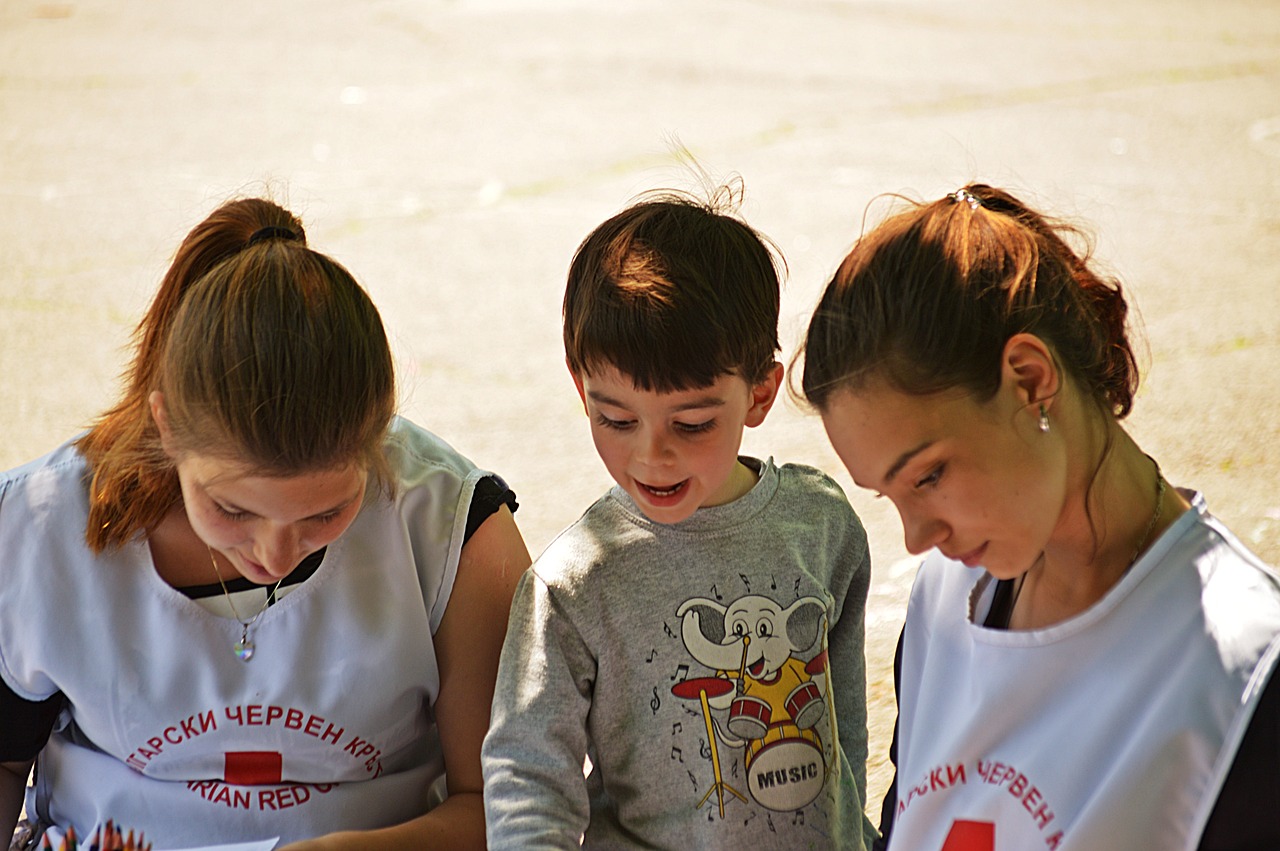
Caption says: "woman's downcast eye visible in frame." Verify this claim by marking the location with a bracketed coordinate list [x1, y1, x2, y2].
[915, 465, 945, 489]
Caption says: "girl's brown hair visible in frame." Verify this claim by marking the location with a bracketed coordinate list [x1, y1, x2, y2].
[798, 184, 1138, 417]
[78, 198, 395, 552]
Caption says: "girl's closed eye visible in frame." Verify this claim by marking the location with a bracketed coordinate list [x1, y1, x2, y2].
[213, 502, 249, 521]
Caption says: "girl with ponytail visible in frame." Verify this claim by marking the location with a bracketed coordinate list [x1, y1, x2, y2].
[799, 185, 1280, 850]
[2, 198, 529, 850]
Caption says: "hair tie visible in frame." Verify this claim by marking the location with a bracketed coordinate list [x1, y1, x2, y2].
[948, 188, 982, 210]
[246, 226, 301, 248]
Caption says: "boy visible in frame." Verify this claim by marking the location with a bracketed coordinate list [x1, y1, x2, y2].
[482, 193, 876, 849]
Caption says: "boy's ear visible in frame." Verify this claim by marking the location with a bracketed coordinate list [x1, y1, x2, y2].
[744, 362, 784, 428]
[1000, 333, 1059, 415]
[568, 360, 588, 412]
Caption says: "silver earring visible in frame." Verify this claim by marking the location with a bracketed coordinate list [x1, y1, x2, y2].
[1038, 404, 1050, 433]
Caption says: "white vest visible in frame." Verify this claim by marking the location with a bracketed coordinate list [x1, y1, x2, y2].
[890, 494, 1280, 851]
[0, 418, 485, 847]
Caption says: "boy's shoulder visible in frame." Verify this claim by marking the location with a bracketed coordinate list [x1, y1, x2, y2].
[528, 488, 629, 584]
[769, 458, 859, 518]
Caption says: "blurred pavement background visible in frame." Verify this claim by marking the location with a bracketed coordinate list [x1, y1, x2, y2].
[3, 0, 1278, 820]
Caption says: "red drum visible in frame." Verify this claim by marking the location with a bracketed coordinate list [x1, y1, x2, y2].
[727, 694, 771, 739]
[785, 681, 823, 729]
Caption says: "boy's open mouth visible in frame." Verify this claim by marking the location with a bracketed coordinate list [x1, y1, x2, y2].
[639, 479, 688, 498]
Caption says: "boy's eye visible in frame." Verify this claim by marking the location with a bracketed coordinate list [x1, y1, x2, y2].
[313, 511, 343, 525]
[594, 414, 635, 431]
[674, 419, 716, 435]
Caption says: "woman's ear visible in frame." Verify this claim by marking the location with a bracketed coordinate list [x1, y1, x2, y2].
[1000, 333, 1060, 412]
[745, 362, 784, 428]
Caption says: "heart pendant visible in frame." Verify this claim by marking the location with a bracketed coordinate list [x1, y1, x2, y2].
[233, 638, 255, 662]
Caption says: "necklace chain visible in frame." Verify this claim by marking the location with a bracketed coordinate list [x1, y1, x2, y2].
[1011, 456, 1166, 617]
[209, 547, 285, 662]
[1131, 458, 1166, 565]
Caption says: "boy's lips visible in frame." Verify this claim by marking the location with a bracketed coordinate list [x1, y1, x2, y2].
[635, 479, 689, 504]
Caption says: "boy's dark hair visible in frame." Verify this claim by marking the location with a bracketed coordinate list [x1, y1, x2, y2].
[563, 192, 783, 392]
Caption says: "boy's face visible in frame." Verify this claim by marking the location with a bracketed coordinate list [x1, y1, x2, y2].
[572, 362, 782, 524]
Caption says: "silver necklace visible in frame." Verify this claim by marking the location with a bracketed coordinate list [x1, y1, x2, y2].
[1131, 459, 1167, 565]
[208, 547, 285, 662]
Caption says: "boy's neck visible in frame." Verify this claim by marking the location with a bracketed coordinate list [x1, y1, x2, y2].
[703, 458, 760, 509]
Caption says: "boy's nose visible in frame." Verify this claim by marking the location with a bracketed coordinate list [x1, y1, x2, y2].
[635, 427, 672, 465]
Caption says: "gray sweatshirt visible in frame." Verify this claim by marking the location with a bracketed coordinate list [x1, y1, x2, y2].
[483, 457, 876, 849]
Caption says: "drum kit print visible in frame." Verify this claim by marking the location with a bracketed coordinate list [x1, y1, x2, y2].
[670, 627, 835, 818]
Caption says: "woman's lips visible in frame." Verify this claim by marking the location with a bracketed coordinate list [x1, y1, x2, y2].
[955, 543, 988, 568]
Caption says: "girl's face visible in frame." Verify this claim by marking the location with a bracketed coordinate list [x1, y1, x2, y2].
[820, 377, 1067, 580]
[174, 454, 367, 584]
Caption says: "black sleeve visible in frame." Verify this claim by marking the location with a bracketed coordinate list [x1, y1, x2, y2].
[1198, 661, 1280, 850]
[462, 474, 518, 545]
[871, 627, 904, 851]
[0, 685, 64, 762]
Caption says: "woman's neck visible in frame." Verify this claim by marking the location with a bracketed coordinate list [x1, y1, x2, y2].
[1010, 419, 1187, 630]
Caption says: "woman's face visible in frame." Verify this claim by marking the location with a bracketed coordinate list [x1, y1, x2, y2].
[174, 454, 368, 584]
[821, 377, 1067, 579]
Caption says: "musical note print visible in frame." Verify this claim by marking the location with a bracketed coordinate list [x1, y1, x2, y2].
[663, 621, 676, 639]
[646, 648, 657, 663]
[650, 687, 660, 714]
[739, 573, 751, 592]
[699, 738, 711, 760]
[672, 722, 682, 735]
[792, 810, 805, 826]
[671, 663, 689, 682]
[711, 583, 723, 601]
[671, 746, 683, 763]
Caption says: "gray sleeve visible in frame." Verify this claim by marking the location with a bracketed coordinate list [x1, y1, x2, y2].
[482, 567, 595, 849]
[828, 509, 880, 848]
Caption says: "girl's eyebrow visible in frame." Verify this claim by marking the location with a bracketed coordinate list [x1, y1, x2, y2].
[207, 488, 363, 521]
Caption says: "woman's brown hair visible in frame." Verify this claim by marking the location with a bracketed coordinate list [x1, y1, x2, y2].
[78, 198, 395, 552]
[798, 184, 1138, 418]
